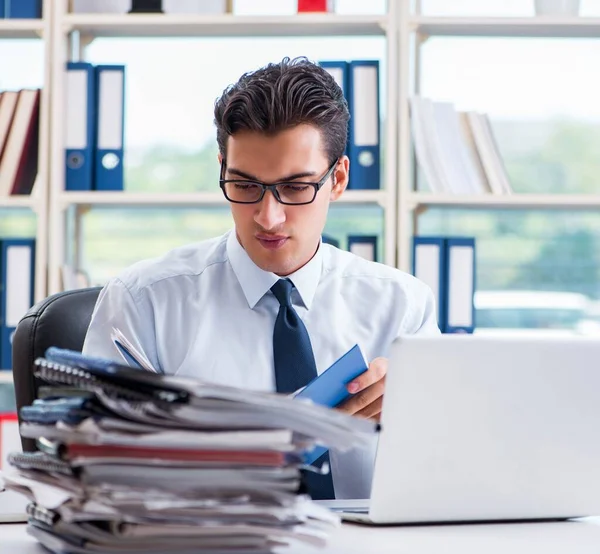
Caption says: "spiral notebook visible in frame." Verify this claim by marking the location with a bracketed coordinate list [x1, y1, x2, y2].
[40, 348, 190, 405]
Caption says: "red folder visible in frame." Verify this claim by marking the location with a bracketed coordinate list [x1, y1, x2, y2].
[297, 0, 333, 13]
[65, 443, 286, 466]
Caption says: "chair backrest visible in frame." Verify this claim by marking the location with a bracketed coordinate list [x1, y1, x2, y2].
[12, 287, 102, 451]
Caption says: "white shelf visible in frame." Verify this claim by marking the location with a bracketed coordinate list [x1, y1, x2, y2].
[59, 190, 388, 208]
[0, 196, 38, 210]
[339, 190, 389, 206]
[410, 16, 600, 38]
[63, 13, 387, 38]
[0, 371, 13, 384]
[60, 191, 226, 208]
[409, 192, 600, 210]
[0, 19, 44, 39]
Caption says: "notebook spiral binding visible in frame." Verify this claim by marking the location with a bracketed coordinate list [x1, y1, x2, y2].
[26, 503, 59, 526]
[33, 358, 152, 402]
[8, 452, 73, 476]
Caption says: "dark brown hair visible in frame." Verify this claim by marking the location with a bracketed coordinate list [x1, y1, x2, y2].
[214, 56, 349, 165]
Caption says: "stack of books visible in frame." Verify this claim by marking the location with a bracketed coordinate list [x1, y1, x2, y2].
[410, 95, 513, 196]
[0, 89, 40, 197]
[1, 347, 376, 553]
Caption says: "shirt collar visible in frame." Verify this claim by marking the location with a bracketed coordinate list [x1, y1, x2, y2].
[227, 230, 322, 310]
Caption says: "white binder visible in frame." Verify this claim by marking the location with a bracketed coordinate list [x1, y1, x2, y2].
[446, 238, 475, 334]
[94, 65, 125, 191]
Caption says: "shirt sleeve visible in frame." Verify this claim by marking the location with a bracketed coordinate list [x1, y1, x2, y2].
[400, 279, 442, 336]
[82, 277, 161, 371]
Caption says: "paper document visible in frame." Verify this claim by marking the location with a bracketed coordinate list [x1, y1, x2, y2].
[111, 327, 158, 373]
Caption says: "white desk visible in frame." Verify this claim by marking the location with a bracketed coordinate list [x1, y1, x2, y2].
[2, 519, 600, 553]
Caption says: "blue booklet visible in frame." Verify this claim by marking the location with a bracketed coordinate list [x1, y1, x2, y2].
[295, 344, 368, 463]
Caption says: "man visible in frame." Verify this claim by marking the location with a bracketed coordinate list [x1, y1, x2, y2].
[82, 56, 440, 500]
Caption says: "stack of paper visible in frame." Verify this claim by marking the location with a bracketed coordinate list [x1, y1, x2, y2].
[1, 348, 377, 553]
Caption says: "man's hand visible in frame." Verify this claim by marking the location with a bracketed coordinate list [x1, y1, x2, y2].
[337, 357, 388, 422]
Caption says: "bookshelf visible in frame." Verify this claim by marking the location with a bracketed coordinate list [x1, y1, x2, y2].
[0, 1, 51, 305]
[0, 195, 41, 209]
[46, 0, 399, 295]
[62, 13, 388, 38]
[407, 193, 600, 211]
[57, 190, 389, 209]
[0, 19, 44, 38]
[21, 0, 600, 295]
[0, 371, 14, 384]
[395, 6, 600, 272]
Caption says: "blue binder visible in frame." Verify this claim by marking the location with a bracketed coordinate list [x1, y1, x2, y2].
[319, 61, 350, 156]
[94, 65, 125, 191]
[412, 236, 448, 333]
[347, 60, 380, 190]
[65, 62, 96, 191]
[5, 0, 41, 18]
[319, 61, 350, 97]
[295, 344, 368, 464]
[348, 235, 378, 262]
[445, 237, 476, 334]
[0, 239, 35, 371]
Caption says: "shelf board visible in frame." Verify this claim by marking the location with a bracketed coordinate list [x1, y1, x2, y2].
[63, 13, 387, 38]
[0, 19, 44, 39]
[0, 371, 13, 384]
[338, 189, 388, 206]
[409, 192, 600, 210]
[61, 191, 227, 207]
[0, 196, 37, 209]
[411, 16, 600, 38]
[60, 189, 388, 208]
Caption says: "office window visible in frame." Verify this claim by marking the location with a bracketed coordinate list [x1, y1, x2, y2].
[0, 382, 16, 412]
[418, 208, 600, 334]
[0, 210, 36, 238]
[324, 204, 385, 261]
[80, 35, 387, 280]
[79, 207, 234, 285]
[86, 35, 386, 194]
[415, 33, 600, 333]
[0, 39, 43, 90]
[419, 37, 600, 195]
[78, 203, 385, 285]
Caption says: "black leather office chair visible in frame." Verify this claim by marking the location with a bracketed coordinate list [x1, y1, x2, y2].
[12, 287, 102, 451]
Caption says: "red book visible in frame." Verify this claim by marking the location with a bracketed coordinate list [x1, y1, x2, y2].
[65, 443, 286, 467]
[297, 0, 333, 13]
[0, 412, 20, 472]
[0, 89, 40, 196]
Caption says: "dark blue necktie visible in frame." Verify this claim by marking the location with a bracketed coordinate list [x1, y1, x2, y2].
[271, 278, 335, 500]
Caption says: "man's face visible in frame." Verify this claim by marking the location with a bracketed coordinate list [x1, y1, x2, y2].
[221, 124, 349, 276]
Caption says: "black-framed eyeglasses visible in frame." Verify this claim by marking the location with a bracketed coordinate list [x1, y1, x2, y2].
[219, 158, 339, 205]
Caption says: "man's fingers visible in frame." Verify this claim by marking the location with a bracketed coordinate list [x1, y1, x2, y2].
[339, 379, 385, 415]
[347, 357, 388, 393]
[355, 396, 383, 421]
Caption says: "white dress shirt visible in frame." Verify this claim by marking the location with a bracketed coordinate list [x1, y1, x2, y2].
[83, 229, 440, 499]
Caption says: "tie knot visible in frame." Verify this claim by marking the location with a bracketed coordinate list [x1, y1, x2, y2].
[271, 278, 294, 307]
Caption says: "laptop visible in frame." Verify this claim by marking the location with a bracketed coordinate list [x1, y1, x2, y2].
[319, 334, 600, 525]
